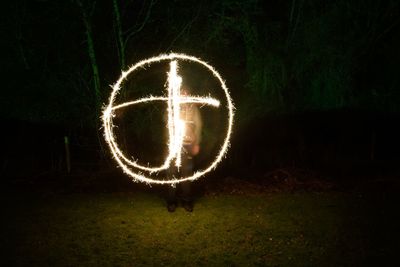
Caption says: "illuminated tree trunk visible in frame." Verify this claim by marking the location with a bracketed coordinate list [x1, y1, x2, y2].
[112, 0, 129, 151]
[286, 0, 303, 52]
[112, 0, 154, 151]
[76, 0, 101, 114]
[84, 21, 101, 110]
[76, 0, 106, 159]
[112, 0, 126, 70]
[112, 0, 154, 70]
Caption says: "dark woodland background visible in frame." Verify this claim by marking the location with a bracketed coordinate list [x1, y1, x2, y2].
[1, 0, 400, 187]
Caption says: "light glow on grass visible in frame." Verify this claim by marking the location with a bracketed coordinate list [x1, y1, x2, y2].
[102, 53, 234, 185]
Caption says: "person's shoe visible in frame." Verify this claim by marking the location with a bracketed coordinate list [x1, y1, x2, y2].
[167, 203, 177, 212]
[182, 201, 193, 212]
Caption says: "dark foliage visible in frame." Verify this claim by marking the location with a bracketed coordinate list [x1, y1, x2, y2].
[1, 0, 399, 178]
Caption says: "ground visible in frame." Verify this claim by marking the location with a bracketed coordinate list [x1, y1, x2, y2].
[2, 178, 397, 266]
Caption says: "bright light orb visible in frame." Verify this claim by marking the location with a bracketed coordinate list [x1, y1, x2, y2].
[102, 53, 234, 185]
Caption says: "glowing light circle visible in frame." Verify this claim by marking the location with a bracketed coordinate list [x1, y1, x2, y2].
[102, 53, 234, 185]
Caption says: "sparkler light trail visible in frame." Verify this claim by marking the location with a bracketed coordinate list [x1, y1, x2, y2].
[102, 53, 234, 185]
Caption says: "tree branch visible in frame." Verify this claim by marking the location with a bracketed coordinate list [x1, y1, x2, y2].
[165, 4, 202, 52]
[123, 0, 155, 50]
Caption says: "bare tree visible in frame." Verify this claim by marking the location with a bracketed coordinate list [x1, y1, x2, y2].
[112, 0, 155, 70]
[75, 0, 106, 160]
[286, 0, 304, 52]
[76, 0, 101, 114]
[111, 0, 155, 152]
[14, 0, 30, 70]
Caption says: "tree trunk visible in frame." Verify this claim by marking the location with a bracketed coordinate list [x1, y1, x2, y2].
[112, 0, 126, 70]
[83, 18, 101, 113]
[76, 0, 101, 114]
[112, 0, 129, 152]
[76, 0, 106, 160]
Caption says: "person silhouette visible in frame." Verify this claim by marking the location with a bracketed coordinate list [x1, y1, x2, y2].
[166, 86, 202, 212]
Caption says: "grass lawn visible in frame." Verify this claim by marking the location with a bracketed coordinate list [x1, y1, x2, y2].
[3, 187, 397, 266]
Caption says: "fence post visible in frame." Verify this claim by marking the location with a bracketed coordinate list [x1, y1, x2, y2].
[64, 136, 71, 174]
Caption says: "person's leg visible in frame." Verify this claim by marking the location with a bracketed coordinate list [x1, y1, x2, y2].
[181, 156, 194, 211]
[181, 181, 193, 212]
[166, 186, 177, 212]
[166, 168, 178, 212]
